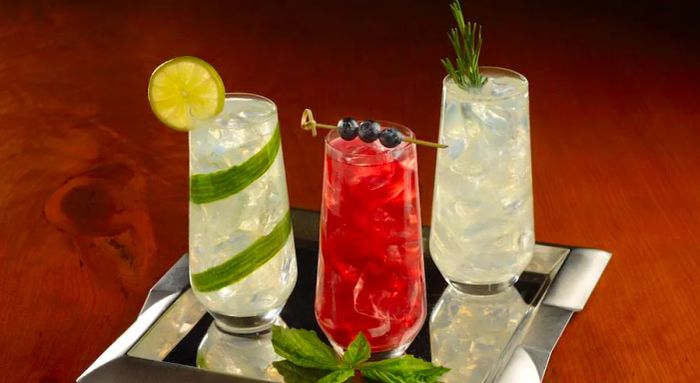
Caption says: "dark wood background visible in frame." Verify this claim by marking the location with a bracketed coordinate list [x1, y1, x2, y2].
[1, 1, 699, 382]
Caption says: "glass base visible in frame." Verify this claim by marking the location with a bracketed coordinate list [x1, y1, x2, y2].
[447, 275, 519, 296]
[330, 339, 410, 360]
[210, 306, 283, 335]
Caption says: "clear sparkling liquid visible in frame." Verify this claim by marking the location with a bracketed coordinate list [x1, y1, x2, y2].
[189, 96, 297, 317]
[430, 75, 534, 285]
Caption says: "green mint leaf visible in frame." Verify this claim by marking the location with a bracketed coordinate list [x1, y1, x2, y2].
[343, 332, 371, 367]
[318, 368, 356, 383]
[359, 369, 404, 383]
[271, 326, 342, 370]
[360, 355, 450, 383]
[361, 354, 434, 371]
[272, 360, 329, 383]
[362, 368, 448, 383]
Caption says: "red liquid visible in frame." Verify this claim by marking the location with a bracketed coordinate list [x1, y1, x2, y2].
[315, 136, 426, 353]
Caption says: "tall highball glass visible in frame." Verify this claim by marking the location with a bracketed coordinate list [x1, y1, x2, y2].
[430, 68, 534, 295]
[315, 123, 427, 357]
[189, 93, 297, 334]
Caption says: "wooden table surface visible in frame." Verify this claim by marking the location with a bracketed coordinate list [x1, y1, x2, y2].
[1, 1, 698, 382]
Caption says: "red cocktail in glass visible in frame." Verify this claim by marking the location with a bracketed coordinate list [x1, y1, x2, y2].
[315, 123, 427, 356]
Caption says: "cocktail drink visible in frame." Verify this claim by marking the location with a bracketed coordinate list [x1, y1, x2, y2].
[315, 124, 426, 356]
[430, 68, 534, 294]
[189, 93, 297, 333]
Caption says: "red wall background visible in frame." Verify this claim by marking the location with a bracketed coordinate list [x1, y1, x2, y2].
[0, 1, 698, 382]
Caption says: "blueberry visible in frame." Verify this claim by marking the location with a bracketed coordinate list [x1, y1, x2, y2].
[358, 120, 381, 143]
[337, 117, 359, 140]
[379, 128, 403, 148]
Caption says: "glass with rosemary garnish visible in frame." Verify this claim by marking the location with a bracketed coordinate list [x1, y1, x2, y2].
[430, 67, 534, 294]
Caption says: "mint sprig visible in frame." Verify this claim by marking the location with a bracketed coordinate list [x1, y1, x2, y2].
[441, 0, 487, 88]
[271, 326, 343, 370]
[271, 326, 449, 383]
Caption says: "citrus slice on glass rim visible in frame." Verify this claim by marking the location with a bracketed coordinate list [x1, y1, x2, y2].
[147, 56, 225, 131]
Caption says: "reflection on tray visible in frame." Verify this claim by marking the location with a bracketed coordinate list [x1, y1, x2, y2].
[197, 321, 284, 381]
[125, 242, 566, 383]
[431, 286, 531, 383]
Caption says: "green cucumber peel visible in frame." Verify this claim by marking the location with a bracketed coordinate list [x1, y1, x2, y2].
[190, 123, 281, 204]
[191, 210, 292, 292]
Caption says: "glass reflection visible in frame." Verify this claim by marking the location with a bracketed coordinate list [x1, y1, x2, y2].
[196, 320, 285, 381]
[430, 286, 530, 383]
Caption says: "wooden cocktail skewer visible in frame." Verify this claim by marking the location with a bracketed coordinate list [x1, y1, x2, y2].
[300, 109, 333, 137]
[301, 109, 447, 149]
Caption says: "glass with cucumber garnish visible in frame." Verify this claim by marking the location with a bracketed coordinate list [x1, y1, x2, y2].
[148, 57, 297, 338]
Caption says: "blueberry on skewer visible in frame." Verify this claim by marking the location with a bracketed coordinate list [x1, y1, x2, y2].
[300, 109, 447, 149]
[337, 117, 359, 140]
[358, 120, 381, 143]
[379, 128, 403, 148]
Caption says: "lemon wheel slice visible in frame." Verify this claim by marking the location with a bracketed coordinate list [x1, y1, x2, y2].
[148, 56, 225, 131]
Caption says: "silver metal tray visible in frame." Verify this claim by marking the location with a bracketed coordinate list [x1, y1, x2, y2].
[78, 209, 610, 383]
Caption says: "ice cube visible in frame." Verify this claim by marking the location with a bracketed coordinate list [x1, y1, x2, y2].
[438, 103, 472, 159]
[471, 103, 514, 141]
[449, 141, 496, 177]
[489, 78, 517, 97]
[372, 207, 396, 224]
[353, 262, 414, 321]
[444, 139, 462, 159]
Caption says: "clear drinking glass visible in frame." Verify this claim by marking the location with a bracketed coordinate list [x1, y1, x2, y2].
[189, 93, 297, 334]
[315, 124, 427, 357]
[430, 68, 534, 294]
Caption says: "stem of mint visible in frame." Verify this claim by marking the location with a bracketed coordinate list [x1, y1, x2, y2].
[441, 0, 487, 88]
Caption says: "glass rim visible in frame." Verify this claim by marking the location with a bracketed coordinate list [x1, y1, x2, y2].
[324, 120, 415, 161]
[189, 92, 277, 134]
[223, 92, 277, 110]
[443, 66, 528, 101]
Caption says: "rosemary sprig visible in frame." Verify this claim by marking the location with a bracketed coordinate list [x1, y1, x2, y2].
[441, 0, 487, 88]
